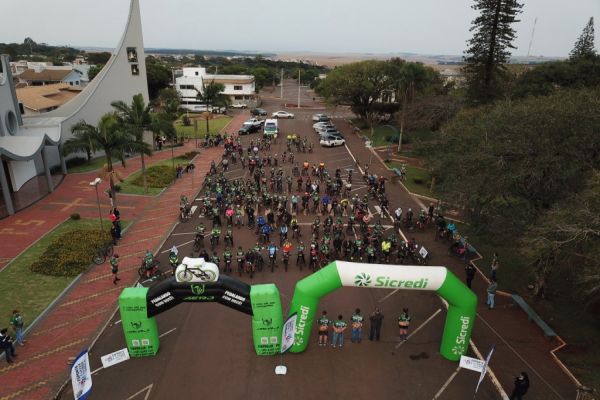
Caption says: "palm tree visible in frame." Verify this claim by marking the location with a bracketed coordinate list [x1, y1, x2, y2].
[62, 128, 94, 165]
[111, 94, 154, 193]
[69, 113, 139, 207]
[196, 81, 228, 135]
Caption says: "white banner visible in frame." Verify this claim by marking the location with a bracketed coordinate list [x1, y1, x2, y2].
[459, 355, 485, 373]
[419, 246, 428, 259]
[281, 314, 297, 354]
[475, 345, 495, 393]
[71, 349, 92, 400]
[335, 262, 447, 291]
[100, 348, 130, 369]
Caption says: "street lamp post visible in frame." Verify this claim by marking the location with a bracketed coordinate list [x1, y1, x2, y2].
[89, 178, 104, 232]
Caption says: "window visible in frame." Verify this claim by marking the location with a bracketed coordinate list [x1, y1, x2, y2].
[179, 84, 194, 90]
[234, 95, 243, 100]
[234, 85, 243, 90]
[195, 71, 199, 76]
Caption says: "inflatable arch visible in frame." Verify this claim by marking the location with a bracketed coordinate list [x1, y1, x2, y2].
[118, 276, 284, 357]
[288, 261, 477, 361]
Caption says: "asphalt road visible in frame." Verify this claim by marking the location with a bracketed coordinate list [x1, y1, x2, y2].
[65, 89, 502, 400]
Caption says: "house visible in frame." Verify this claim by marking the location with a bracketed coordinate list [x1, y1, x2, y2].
[176, 66, 257, 111]
[16, 65, 82, 87]
[16, 83, 83, 115]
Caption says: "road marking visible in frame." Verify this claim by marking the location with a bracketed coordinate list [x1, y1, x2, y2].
[394, 308, 442, 350]
[91, 366, 104, 375]
[126, 384, 154, 400]
[476, 312, 565, 399]
[160, 240, 194, 253]
[171, 232, 196, 236]
[0, 379, 48, 400]
[432, 366, 461, 399]
[159, 328, 177, 338]
[0, 337, 88, 373]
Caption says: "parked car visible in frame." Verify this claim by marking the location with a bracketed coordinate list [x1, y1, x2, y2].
[320, 135, 346, 147]
[312, 113, 330, 122]
[317, 127, 340, 136]
[238, 124, 259, 135]
[245, 118, 264, 128]
[251, 108, 268, 116]
[211, 106, 227, 114]
[231, 103, 247, 109]
[313, 122, 335, 131]
[272, 111, 294, 119]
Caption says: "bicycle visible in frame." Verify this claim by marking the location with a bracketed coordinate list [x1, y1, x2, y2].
[93, 244, 114, 265]
[175, 261, 218, 282]
[138, 259, 161, 278]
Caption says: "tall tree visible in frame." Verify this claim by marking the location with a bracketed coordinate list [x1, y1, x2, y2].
[111, 94, 154, 193]
[570, 17, 597, 60]
[463, 0, 523, 105]
[196, 81, 227, 135]
[67, 113, 138, 207]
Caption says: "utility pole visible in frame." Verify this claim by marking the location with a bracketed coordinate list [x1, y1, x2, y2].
[280, 68, 284, 99]
[297, 70, 301, 109]
[527, 17, 538, 57]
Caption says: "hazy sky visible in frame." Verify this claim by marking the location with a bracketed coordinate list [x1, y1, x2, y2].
[3, 0, 599, 57]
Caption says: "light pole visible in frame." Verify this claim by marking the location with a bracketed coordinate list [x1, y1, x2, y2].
[89, 178, 104, 232]
[297, 69, 301, 109]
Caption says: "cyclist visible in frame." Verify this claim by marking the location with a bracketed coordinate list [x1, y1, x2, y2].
[236, 246, 245, 275]
[381, 239, 392, 263]
[279, 224, 289, 245]
[366, 243, 376, 263]
[296, 241, 306, 267]
[210, 226, 221, 249]
[282, 239, 293, 271]
[267, 243, 278, 270]
[261, 223, 273, 244]
[168, 250, 179, 276]
[223, 247, 233, 273]
[210, 252, 220, 270]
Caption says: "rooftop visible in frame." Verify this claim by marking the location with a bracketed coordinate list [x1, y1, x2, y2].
[18, 68, 74, 82]
[16, 83, 83, 112]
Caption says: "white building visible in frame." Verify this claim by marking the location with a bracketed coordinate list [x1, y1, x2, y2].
[176, 66, 257, 110]
[0, 0, 148, 217]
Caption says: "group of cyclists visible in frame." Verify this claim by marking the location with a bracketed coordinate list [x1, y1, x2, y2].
[138, 132, 469, 281]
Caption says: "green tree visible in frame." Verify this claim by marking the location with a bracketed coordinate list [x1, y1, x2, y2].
[88, 64, 104, 81]
[463, 0, 523, 104]
[61, 126, 94, 164]
[111, 94, 154, 193]
[570, 17, 597, 60]
[196, 81, 227, 134]
[67, 113, 139, 206]
[146, 59, 172, 99]
[86, 51, 111, 65]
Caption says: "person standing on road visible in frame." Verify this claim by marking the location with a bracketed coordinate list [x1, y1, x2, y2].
[331, 315, 347, 348]
[110, 254, 121, 285]
[510, 372, 530, 400]
[487, 278, 498, 309]
[317, 310, 331, 347]
[398, 308, 411, 341]
[465, 263, 476, 289]
[369, 308, 384, 341]
[10, 310, 25, 346]
[490, 252, 500, 280]
[351, 308, 364, 343]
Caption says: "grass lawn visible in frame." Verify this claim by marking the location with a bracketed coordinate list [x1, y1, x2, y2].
[68, 157, 107, 173]
[175, 115, 232, 138]
[119, 156, 192, 196]
[360, 125, 400, 148]
[0, 218, 124, 328]
[386, 162, 435, 198]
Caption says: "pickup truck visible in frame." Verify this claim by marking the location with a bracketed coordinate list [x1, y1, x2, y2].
[244, 118, 264, 128]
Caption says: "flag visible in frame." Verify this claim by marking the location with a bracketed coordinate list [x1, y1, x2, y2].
[475, 345, 495, 394]
[280, 314, 297, 354]
[71, 349, 92, 400]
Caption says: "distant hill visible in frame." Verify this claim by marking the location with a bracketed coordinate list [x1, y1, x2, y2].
[76, 46, 275, 58]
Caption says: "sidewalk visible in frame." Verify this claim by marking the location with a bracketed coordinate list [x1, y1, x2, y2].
[0, 144, 222, 400]
[339, 119, 577, 400]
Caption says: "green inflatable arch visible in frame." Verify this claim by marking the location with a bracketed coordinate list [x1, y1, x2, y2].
[288, 261, 477, 361]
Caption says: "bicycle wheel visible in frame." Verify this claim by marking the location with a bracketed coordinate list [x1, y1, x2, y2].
[138, 266, 146, 277]
[176, 269, 193, 282]
[92, 252, 105, 265]
[201, 270, 217, 282]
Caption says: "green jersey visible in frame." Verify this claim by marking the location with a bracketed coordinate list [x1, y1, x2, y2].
[318, 316, 330, 328]
[10, 314, 23, 328]
[351, 313, 363, 328]
[333, 320, 347, 330]
[398, 313, 411, 326]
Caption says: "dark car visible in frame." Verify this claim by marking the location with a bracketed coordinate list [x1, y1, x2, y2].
[238, 124, 258, 135]
[251, 108, 268, 116]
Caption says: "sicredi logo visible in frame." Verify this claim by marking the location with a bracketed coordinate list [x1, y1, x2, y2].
[353, 273, 429, 289]
[294, 305, 310, 345]
[456, 315, 470, 347]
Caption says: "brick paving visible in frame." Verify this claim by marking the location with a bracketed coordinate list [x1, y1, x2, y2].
[0, 142, 222, 399]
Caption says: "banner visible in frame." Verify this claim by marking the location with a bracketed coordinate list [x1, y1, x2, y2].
[281, 314, 297, 354]
[459, 355, 485, 373]
[475, 345, 495, 393]
[71, 349, 92, 400]
[100, 348, 130, 369]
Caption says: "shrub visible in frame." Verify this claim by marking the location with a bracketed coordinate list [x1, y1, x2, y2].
[113, 184, 122, 192]
[65, 156, 87, 168]
[70, 213, 81, 220]
[132, 165, 175, 188]
[413, 178, 424, 185]
[182, 115, 192, 126]
[30, 229, 111, 276]
[182, 151, 200, 160]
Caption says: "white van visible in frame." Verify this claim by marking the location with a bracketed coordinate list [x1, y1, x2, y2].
[263, 119, 278, 139]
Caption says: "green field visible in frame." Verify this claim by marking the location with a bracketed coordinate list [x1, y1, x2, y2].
[0, 218, 121, 329]
[119, 156, 194, 196]
[175, 115, 232, 138]
[67, 157, 107, 173]
[386, 162, 435, 198]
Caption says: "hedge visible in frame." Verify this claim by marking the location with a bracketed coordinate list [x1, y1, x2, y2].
[132, 165, 176, 188]
[29, 229, 111, 276]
